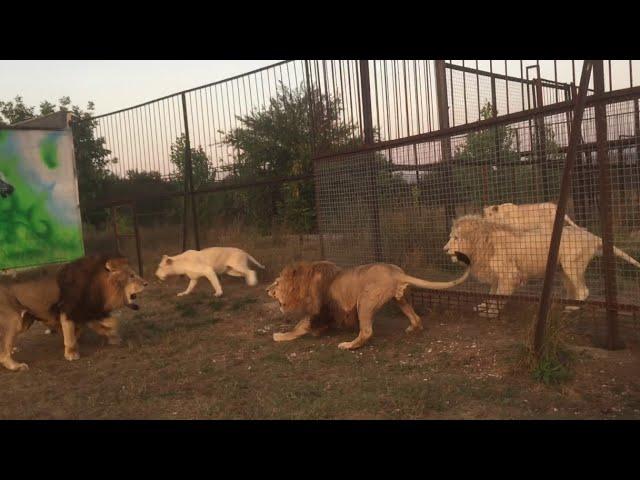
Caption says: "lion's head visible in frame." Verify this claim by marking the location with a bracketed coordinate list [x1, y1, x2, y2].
[444, 215, 497, 265]
[56, 254, 148, 321]
[267, 261, 341, 315]
[103, 257, 148, 310]
[155, 255, 176, 281]
[483, 203, 515, 221]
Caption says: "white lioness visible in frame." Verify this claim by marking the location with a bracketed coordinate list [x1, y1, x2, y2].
[155, 247, 265, 297]
[483, 202, 582, 231]
[444, 214, 640, 317]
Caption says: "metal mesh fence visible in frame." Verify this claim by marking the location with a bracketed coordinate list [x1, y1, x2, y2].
[314, 93, 640, 317]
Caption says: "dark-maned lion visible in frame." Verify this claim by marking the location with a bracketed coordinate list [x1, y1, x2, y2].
[54, 254, 148, 361]
[267, 261, 470, 350]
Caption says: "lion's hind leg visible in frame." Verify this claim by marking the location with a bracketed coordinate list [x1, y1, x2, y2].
[338, 291, 389, 350]
[0, 311, 28, 371]
[395, 296, 423, 333]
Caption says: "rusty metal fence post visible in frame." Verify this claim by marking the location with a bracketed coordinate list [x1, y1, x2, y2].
[359, 60, 383, 262]
[305, 60, 326, 260]
[593, 60, 623, 350]
[434, 60, 456, 232]
[131, 202, 143, 277]
[180, 92, 201, 252]
[533, 60, 593, 356]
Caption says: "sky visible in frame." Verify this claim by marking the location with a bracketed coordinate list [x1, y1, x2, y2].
[0, 60, 282, 116]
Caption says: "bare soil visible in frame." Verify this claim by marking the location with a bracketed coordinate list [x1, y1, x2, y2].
[1, 274, 639, 420]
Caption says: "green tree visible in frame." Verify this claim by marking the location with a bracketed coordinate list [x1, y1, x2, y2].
[0, 96, 36, 124]
[222, 83, 362, 233]
[169, 134, 215, 189]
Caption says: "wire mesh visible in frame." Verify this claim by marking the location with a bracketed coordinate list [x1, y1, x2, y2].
[314, 93, 640, 317]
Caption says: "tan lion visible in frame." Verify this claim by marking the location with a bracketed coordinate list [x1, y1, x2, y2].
[444, 214, 640, 317]
[267, 260, 470, 350]
[0, 254, 147, 371]
[483, 202, 582, 231]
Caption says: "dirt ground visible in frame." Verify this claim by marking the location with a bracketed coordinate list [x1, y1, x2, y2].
[1, 273, 639, 420]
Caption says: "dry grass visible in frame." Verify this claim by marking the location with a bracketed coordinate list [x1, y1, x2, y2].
[1, 274, 639, 419]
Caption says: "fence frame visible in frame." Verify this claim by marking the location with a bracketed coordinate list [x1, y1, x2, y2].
[72, 60, 640, 353]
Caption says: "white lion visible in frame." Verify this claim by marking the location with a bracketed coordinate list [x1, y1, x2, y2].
[155, 247, 265, 297]
[444, 214, 640, 317]
[483, 202, 582, 231]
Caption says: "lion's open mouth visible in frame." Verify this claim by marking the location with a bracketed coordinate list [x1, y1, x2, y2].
[453, 251, 471, 265]
[126, 293, 140, 310]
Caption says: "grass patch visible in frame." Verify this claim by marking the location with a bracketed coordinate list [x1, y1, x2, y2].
[228, 297, 258, 311]
[518, 308, 574, 385]
[175, 303, 198, 317]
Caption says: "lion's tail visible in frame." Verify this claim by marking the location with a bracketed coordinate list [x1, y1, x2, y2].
[593, 235, 640, 269]
[564, 215, 583, 229]
[247, 254, 265, 269]
[400, 268, 470, 291]
[611, 246, 640, 269]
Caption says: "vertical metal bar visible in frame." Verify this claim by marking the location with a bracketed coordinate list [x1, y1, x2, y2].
[434, 60, 456, 231]
[533, 60, 593, 356]
[593, 60, 622, 350]
[304, 60, 318, 155]
[359, 60, 383, 262]
[131, 202, 143, 277]
[111, 206, 120, 254]
[534, 78, 550, 200]
[491, 76, 500, 167]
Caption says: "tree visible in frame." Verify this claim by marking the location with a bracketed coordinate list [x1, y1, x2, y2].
[168, 134, 215, 189]
[222, 83, 362, 233]
[0, 96, 36, 125]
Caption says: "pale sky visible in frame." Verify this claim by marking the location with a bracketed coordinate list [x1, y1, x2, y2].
[0, 60, 282, 116]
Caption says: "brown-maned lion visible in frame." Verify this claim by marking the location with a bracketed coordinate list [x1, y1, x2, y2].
[443, 214, 640, 317]
[267, 260, 470, 350]
[0, 255, 148, 370]
[54, 254, 148, 361]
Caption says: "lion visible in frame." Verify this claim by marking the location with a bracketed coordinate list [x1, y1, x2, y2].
[0, 172, 14, 199]
[155, 246, 265, 297]
[55, 254, 148, 361]
[443, 214, 640, 317]
[0, 255, 148, 370]
[267, 260, 470, 350]
[483, 202, 582, 231]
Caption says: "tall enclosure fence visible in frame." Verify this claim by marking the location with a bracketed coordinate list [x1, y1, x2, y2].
[73, 60, 640, 342]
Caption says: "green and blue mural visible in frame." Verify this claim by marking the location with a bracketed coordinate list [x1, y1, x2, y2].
[0, 129, 84, 270]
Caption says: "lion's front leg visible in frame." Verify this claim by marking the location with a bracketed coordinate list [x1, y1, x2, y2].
[273, 316, 312, 342]
[60, 312, 80, 361]
[475, 283, 498, 316]
[477, 279, 516, 318]
[88, 317, 121, 345]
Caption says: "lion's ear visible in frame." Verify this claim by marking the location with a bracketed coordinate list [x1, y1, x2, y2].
[166, 258, 173, 265]
[105, 257, 128, 272]
[492, 205, 499, 211]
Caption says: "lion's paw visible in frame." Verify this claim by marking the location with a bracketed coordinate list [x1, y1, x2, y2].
[214, 291, 223, 298]
[11, 362, 29, 372]
[338, 342, 354, 350]
[273, 332, 287, 342]
[405, 324, 423, 333]
[64, 351, 80, 361]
